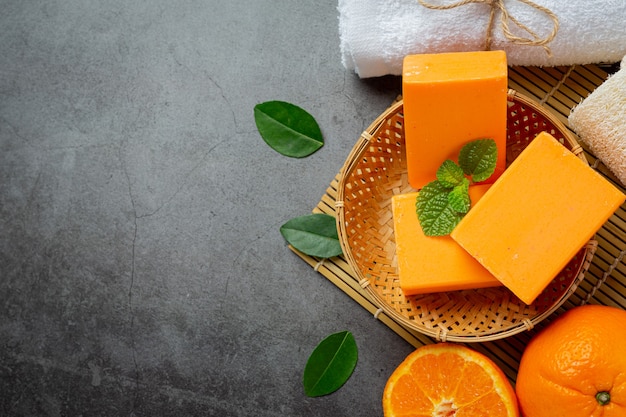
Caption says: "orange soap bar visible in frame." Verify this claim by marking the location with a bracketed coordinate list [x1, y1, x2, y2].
[392, 184, 501, 295]
[402, 51, 508, 189]
[451, 132, 626, 305]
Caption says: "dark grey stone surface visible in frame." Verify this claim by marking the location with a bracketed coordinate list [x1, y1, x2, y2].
[1, 1, 415, 415]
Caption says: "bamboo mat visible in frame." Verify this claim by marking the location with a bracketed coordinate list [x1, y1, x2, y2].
[289, 64, 626, 383]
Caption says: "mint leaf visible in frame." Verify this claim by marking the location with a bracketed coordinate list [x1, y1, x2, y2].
[415, 139, 498, 236]
[448, 178, 470, 213]
[458, 138, 497, 183]
[416, 180, 449, 213]
[303, 331, 358, 397]
[416, 181, 464, 236]
[436, 160, 465, 188]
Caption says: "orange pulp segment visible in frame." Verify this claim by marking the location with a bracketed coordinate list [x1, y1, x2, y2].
[382, 343, 519, 417]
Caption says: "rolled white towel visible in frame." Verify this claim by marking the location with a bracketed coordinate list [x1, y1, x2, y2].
[569, 56, 626, 187]
[338, 0, 626, 78]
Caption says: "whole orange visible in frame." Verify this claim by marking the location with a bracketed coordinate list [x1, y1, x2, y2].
[516, 304, 626, 416]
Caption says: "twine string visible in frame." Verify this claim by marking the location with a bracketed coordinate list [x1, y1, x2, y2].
[314, 258, 325, 272]
[418, 0, 559, 56]
[522, 318, 534, 331]
[436, 326, 449, 342]
[582, 244, 625, 306]
[540, 65, 575, 105]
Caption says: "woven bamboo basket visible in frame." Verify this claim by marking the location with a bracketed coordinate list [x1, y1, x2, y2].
[335, 89, 597, 342]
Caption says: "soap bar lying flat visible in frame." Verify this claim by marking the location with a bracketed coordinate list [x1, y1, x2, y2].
[451, 132, 626, 305]
[402, 51, 508, 189]
[392, 184, 501, 295]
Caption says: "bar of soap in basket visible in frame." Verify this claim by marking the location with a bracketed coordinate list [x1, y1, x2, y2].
[392, 184, 501, 295]
[402, 51, 508, 190]
[451, 132, 626, 305]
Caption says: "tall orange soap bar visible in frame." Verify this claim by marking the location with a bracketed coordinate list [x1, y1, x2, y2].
[402, 51, 508, 189]
[392, 185, 501, 295]
[451, 132, 626, 305]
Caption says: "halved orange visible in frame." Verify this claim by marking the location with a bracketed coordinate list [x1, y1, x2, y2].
[382, 343, 519, 417]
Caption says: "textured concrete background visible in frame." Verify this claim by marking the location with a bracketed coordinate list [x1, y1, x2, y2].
[0, 1, 415, 416]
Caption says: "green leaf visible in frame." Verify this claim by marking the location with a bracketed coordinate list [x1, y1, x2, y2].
[458, 138, 498, 183]
[280, 213, 342, 258]
[448, 178, 470, 213]
[436, 160, 465, 188]
[416, 139, 498, 236]
[254, 101, 324, 158]
[303, 331, 358, 397]
[416, 181, 463, 236]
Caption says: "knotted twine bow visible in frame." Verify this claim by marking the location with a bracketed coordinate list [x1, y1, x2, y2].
[418, 0, 559, 57]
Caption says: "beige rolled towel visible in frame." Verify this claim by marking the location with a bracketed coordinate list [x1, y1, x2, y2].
[569, 57, 626, 186]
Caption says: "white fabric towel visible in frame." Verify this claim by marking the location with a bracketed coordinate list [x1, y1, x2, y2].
[339, 0, 626, 78]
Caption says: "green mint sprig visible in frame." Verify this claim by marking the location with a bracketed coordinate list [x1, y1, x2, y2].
[416, 139, 498, 236]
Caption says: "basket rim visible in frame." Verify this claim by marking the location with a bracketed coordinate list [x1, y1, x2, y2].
[335, 90, 593, 342]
